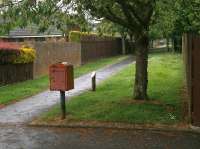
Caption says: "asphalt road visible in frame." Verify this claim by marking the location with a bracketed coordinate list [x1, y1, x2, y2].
[0, 125, 200, 149]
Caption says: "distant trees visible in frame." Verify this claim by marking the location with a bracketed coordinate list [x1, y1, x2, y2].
[149, 0, 200, 52]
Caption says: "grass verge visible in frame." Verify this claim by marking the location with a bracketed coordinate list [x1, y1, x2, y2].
[0, 55, 128, 106]
[34, 53, 184, 125]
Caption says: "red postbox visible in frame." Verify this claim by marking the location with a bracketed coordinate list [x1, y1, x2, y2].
[49, 62, 74, 91]
[49, 62, 74, 119]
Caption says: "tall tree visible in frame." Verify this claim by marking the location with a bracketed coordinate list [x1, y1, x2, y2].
[73, 0, 156, 99]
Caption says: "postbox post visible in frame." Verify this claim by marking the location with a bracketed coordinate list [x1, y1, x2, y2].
[60, 91, 66, 119]
[91, 71, 96, 91]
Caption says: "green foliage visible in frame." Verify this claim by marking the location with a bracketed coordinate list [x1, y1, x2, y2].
[38, 53, 184, 124]
[96, 19, 129, 39]
[14, 46, 36, 64]
[74, 0, 155, 35]
[69, 31, 82, 42]
[150, 0, 200, 40]
[0, 0, 93, 36]
[150, 0, 177, 40]
[96, 20, 118, 36]
[174, 0, 200, 34]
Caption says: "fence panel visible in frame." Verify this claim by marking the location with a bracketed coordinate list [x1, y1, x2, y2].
[0, 63, 33, 86]
[183, 34, 200, 127]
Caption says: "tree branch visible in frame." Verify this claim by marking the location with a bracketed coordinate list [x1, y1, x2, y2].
[116, 0, 144, 27]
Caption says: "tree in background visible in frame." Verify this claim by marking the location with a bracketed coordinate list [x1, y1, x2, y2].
[96, 20, 130, 54]
[172, 0, 200, 52]
[96, 20, 118, 36]
[149, 0, 176, 51]
[149, 0, 200, 52]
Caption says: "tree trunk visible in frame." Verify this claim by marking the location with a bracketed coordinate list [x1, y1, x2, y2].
[134, 33, 149, 100]
[166, 37, 170, 52]
[122, 36, 126, 55]
[129, 33, 133, 42]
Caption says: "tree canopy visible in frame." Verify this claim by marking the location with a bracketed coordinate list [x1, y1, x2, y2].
[0, 0, 92, 35]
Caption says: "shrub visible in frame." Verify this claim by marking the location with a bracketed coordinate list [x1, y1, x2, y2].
[0, 43, 36, 64]
[69, 31, 82, 43]
[14, 46, 36, 64]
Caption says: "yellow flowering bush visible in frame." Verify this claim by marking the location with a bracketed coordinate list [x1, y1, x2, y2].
[14, 46, 36, 64]
[0, 44, 36, 64]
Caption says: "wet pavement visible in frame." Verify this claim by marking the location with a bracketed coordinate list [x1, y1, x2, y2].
[0, 126, 200, 149]
[0, 57, 134, 124]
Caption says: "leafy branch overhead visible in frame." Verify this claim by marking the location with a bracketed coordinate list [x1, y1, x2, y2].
[0, 0, 92, 35]
[75, 0, 155, 34]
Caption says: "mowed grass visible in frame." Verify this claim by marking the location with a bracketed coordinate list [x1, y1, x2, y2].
[0, 55, 128, 105]
[39, 53, 184, 124]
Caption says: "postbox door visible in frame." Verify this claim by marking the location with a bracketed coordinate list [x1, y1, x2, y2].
[50, 67, 66, 91]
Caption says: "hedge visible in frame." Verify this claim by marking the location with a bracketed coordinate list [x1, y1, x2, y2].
[69, 31, 83, 43]
[0, 43, 36, 64]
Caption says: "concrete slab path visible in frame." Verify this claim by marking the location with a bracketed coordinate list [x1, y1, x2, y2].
[0, 57, 134, 124]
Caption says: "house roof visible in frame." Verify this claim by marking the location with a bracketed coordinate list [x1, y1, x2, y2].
[8, 25, 63, 37]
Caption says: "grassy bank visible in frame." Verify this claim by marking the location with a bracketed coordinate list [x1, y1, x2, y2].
[37, 53, 184, 125]
[0, 55, 128, 106]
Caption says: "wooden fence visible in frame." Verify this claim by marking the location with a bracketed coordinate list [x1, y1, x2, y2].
[183, 33, 200, 127]
[0, 63, 33, 86]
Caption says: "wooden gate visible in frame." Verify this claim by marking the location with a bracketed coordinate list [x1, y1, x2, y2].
[183, 33, 200, 127]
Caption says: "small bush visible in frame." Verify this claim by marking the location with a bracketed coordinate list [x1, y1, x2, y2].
[14, 46, 36, 64]
[0, 43, 36, 64]
[69, 31, 82, 43]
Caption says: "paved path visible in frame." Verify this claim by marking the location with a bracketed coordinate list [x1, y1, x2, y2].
[0, 57, 134, 124]
[0, 126, 200, 149]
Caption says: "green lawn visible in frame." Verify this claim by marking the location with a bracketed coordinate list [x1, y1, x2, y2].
[38, 53, 184, 124]
[0, 55, 128, 105]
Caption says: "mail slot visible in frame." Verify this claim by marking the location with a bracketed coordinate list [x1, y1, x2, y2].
[49, 62, 74, 91]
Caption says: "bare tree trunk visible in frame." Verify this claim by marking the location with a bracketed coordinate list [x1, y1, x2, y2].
[122, 36, 126, 55]
[167, 37, 170, 52]
[129, 32, 133, 42]
[134, 33, 149, 100]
